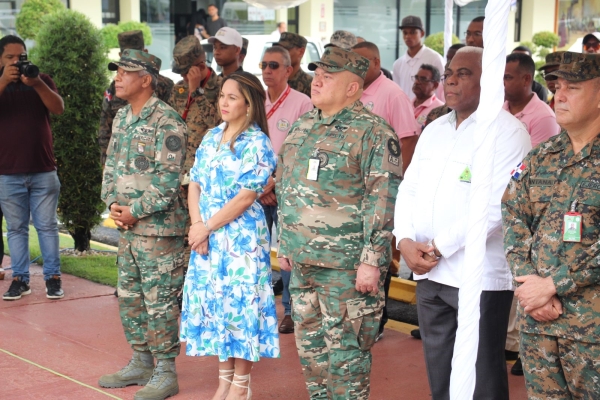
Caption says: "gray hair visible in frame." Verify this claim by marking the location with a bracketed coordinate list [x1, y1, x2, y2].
[419, 63, 441, 82]
[264, 46, 291, 67]
[138, 70, 157, 90]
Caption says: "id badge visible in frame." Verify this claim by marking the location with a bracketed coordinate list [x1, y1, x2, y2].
[307, 157, 320, 181]
[563, 212, 582, 242]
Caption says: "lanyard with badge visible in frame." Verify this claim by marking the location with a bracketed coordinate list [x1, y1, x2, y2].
[266, 86, 291, 120]
[182, 68, 212, 121]
[563, 199, 582, 242]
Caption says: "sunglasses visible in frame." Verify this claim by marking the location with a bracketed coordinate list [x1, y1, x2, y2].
[584, 42, 600, 52]
[259, 61, 282, 70]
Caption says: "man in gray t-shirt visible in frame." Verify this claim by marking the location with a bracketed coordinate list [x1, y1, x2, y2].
[201, 4, 227, 38]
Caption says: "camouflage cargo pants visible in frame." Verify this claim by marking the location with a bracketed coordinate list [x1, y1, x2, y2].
[290, 262, 386, 400]
[117, 231, 185, 359]
[521, 331, 600, 399]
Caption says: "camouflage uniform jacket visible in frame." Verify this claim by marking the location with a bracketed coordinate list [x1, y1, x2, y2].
[168, 68, 222, 181]
[288, 68, 313, 98]
[99, 75, 174, 165]
[424, 104, 452, 128]
[502, 132, 600, 343]
[275, 101, 402, 270]
[101, 94, 187, 237]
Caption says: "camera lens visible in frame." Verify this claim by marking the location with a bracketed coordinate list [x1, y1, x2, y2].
[23, 65, 39, 78]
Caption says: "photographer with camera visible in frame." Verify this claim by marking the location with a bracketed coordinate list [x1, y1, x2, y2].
[0, 35, 65, 301]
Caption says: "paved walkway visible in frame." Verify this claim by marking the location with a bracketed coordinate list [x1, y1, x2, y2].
[0, 257, 527, 399]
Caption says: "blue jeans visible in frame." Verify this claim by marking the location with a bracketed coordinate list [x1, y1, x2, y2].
[0, 171, 61, 282]
[262, 203, 291, 315]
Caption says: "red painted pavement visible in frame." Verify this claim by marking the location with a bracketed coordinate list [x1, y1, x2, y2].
[0, 257, 527, 399]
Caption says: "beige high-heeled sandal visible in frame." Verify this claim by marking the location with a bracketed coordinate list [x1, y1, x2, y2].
[219, 368, 235, 384]
[232, 373, 252, 400]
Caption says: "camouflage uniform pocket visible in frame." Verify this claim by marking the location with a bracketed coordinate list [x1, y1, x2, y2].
[155, 251, 185, 274]
[346, 297, 382, 352]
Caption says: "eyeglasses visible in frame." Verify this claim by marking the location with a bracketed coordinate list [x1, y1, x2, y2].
[583, 41, 600, 52]
[464, 31, 482, 38]
[411, 75, 435, 83]
[259, 61, 283, 70]
[440, 70, 472, 83]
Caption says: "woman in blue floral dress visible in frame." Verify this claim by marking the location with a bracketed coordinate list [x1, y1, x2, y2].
[180, 72, 280, 400]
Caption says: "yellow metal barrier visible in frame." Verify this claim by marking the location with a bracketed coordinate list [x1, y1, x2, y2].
[270, 251, 416, 305]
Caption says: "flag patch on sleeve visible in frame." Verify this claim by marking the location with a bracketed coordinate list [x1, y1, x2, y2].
[510, 162, 526, 180]
[104, 89, 113, 102]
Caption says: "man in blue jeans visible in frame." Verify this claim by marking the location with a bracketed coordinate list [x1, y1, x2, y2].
[0, 35, 65, 300]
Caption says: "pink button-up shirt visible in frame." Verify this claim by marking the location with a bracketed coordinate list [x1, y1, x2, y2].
[502, 94, 560, 148]
[265, 85, 313, 154]
[414, 94, 444, 132]
[361, 72, 419, 139]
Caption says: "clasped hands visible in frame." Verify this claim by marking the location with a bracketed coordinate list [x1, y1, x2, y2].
[109, 204, 139, 230]
[514, 275, 562, 322]
[399, 238, 439, 275]
[188, 221, 210, 255]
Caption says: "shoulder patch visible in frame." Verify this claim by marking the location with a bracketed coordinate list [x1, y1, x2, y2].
[510, 162, 527, 180]
[387, 138, 400, 157]
[165, 135, 182, 151]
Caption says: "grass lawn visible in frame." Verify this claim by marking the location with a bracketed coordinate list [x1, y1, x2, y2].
[2, 219, 118, 287]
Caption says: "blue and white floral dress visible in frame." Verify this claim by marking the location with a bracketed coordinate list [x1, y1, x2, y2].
[180, 122, 280, 362]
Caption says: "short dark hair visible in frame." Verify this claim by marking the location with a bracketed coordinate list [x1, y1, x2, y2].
[0, 35, 26, 56]
[471, 16, 485, 23]
[512, 45, 532, 56]
[351, 41, 380, 57]
[207, 4, 217, 9]
[506, 52, 535, 77]
[449, 43, 466, 51]
[419, 63, 441, 82]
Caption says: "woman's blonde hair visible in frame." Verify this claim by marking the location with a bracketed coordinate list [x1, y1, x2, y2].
[220, 71, 270, 152]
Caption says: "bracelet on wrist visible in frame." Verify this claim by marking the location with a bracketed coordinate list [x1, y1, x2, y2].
[203, 219, 212, 232]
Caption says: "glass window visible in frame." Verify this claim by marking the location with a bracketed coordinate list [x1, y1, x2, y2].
[141, 0, 174, 72]
[102, 0, 120, 25]
[222, 0, 277, 35]
[456, 0, 487, 43]
[333, 0, 398, 71]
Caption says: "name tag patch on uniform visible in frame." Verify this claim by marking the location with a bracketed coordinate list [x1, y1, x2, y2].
[531, 178, 555, 186]
[277, 119, 290, 131]
[137, 142, 146, 154]
[133, 134, 152, 142]
[580, 181, 600, 191]
[135, 156, 150, 170]
[165, 135, 182, 151]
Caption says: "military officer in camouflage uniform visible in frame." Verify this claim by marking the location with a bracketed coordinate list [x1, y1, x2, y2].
[98, 30, 174, 165]
[538, 51, 565, 111]
[502, 52, 600, 399]
[276, 47, 402, 400]
[274, 32, 313, 97]
[98, 49, 187, 400]
[168, 36, 221, 272]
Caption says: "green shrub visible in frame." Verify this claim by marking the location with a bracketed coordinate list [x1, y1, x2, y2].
[99, 23, 121, 49]
[100, 20, 153, 49]
[32, 10, 108, 251]
[532, 31, 560, 49]
[521, 32, 560, 88]
[424, 32, 461, 57]
[15, 0, 64, 40]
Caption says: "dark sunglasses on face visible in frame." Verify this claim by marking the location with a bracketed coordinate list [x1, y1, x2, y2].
[584, 41, 600, 51]
[259, 61, 281, 70]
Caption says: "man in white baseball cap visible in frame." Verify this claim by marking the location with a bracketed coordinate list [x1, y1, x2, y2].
[209, 27, 244, 77]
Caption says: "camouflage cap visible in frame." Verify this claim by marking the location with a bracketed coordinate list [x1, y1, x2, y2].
[118, 30, 144, 52]
[546, 51, 600, 82]
[172, 36, 204, 74]
[241, 37, 249, 55]
[308, 47, 369, 80]
[538, 51, 565, 71]
[329, 30, 357, 51]
[274, 32, 307, 50]
[108, 49, 161, 77]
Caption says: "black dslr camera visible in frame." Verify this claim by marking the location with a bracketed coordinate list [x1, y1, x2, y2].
[16, 53, 39, 78]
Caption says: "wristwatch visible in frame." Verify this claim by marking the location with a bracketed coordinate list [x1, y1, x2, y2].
[427, 239, 441, 260]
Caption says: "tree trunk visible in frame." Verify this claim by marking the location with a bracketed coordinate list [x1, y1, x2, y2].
[72, 228, 91, 252]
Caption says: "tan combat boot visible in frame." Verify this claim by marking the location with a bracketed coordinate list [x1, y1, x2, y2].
[133, 358, 179, 400]
[98, 351, 154, 388]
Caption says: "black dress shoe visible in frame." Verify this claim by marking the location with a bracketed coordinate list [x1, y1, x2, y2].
[505, 350, 519, 361]
[410, 328, 421, 340]
[511, 357, 524, 376]
[272, 277, 283, 295]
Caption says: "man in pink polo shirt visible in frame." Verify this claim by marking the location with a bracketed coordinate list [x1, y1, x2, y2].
[503, 53, 560, 148]
[352, 42, 418, 174]
[412, 64, 444, 132]
[259, 45, 313, 335]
